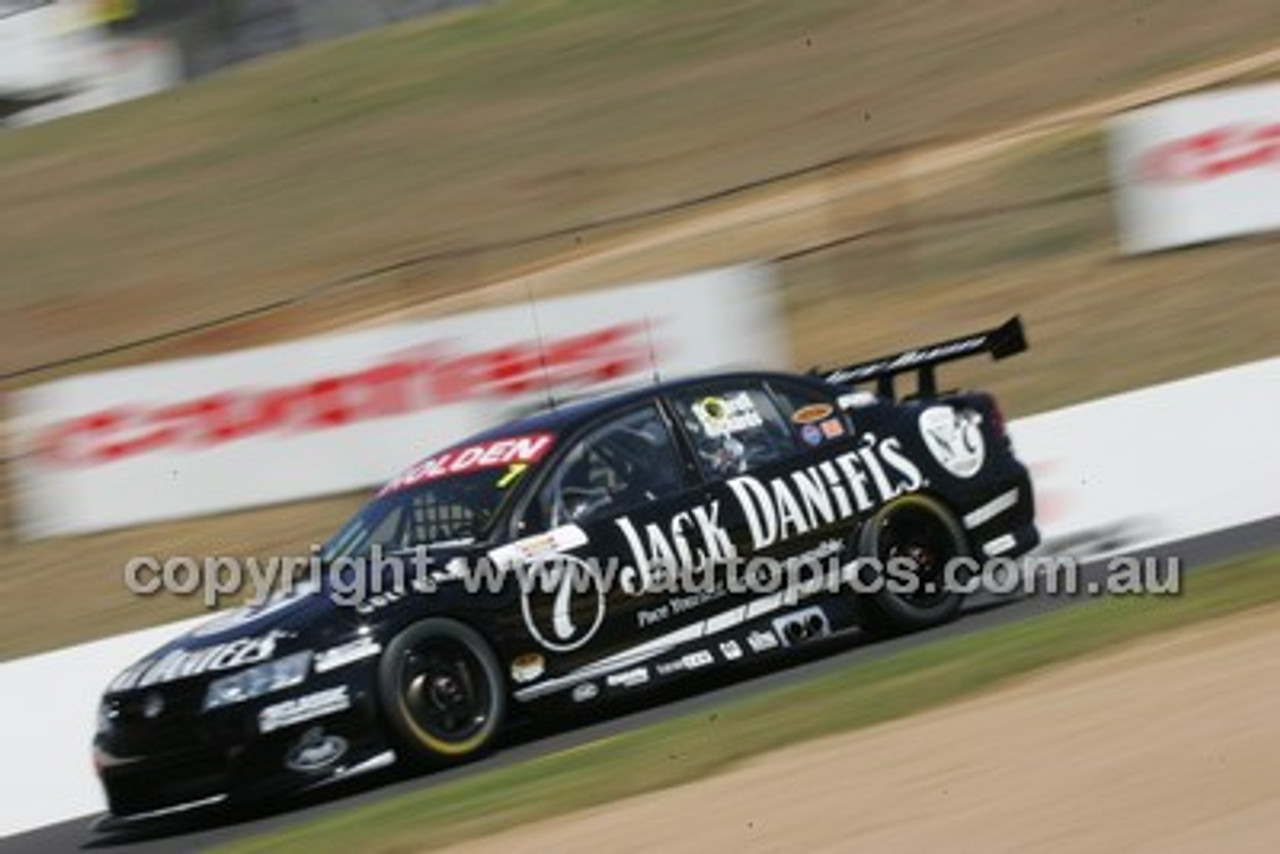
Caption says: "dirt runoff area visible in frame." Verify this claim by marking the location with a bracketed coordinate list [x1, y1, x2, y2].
[439, 607, 1280, 854]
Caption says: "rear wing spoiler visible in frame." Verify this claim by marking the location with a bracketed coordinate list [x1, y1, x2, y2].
[814, 316, 1027, 400]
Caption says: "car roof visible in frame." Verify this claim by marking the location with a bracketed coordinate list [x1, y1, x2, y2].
[467, 369, 830, 442]
[374, 368, 842, 516]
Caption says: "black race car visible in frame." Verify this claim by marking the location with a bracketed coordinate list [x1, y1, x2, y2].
[93, 317, 1038, 824]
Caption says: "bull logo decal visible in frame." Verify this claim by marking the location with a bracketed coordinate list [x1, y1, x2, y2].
[918, 406, 985, 479]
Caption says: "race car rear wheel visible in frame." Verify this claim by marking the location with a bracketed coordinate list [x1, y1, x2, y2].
[379, 618, 506, 765]
[855, 494, 970, 636]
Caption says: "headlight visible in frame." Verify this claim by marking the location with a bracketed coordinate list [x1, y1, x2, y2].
[203, 651, 312, 711]
[96, 699, 117, 734]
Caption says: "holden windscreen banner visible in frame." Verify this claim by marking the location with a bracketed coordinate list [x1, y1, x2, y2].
[8, 266, 783, 538]
[1108, 81, 1280, 254]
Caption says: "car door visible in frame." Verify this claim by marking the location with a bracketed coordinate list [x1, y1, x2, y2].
[663, 379, 858, 593]
[510, 401, 721, 674]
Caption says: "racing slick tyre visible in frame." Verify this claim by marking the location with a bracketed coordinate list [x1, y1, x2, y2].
[854, 494, 971, 636]
[379, 618, 507, 765]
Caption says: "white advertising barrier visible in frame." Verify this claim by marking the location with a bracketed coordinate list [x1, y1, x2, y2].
[1, 359, 1277, 838]
[0, 614, 205, 839]
[1011, 358, 1280, 554]
[0, 3, 87, 96]
[1, 3, 180, 127]
[1109, 82, 1280, 253]
[9, 36, 183, 128]
[9, 267, 783, 539]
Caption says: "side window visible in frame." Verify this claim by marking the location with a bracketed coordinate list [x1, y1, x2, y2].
[405, 489, 483, 544]
[769, 380, 849, 449]
[669, 383, 797, 479]
[537, 404, 687, 527]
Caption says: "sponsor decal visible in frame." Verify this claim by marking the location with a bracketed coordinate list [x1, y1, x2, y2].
[259, 686, 351, 734]
[683, 649, 715, 670]
[837, 391, 877, 410]
[918, 406, 985, 479]
[488, 524, 589, 570]
[285, 727, 349, 773]
[616, 502, 737, 595]
[354, 575, 435, 616]
[719, 640, 744, 661]
[819, 418, 845, 439]
[800, 424, 823, 446]
[571, 682, 600, 703]
[963, 488, 1020, 530]
[772, 606, 830, 646]
[615, 436, 920, 589]
[726, 435, 923, 550]
[380, 433, 554, 496]
[655, 649, 715, 677]
[983, 533, 1017, 557]
[314, 636, 382, 674]
[791, 403, 835, 425]
[825, 337, 988, 386]
[637, 587, 726, 628]
[520, 554, 607, 652]
[731, 537, 845, 608]
[108, 630, 289, 692]
[692, 392, 764, 437]
[510, 653, 546, 684]
[746, 629, 779, 653]
[606, 667, 651, 689]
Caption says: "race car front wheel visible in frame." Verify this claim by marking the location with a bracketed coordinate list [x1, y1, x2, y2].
[854, 494, 970, 636]
[378, 618, 507, 765]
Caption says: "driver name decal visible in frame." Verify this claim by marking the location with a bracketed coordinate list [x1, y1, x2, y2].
[380, 433, 554, 495]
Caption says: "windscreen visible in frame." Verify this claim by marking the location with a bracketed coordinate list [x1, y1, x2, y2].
[323, 432, 555, 560]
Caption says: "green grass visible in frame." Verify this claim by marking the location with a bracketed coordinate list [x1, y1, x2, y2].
[214, 551, 1280, 854]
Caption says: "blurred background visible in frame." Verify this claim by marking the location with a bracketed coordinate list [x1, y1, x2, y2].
[2, 0, 1279, 658]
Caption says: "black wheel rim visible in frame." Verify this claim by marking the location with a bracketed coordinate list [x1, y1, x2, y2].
[877, 506, 960, 609]
[398, 638, 491, 744]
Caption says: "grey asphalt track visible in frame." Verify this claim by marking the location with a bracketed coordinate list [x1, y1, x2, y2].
[4, 514, 1278, 854]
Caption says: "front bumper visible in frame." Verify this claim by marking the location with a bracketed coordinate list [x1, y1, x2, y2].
[94, 669, 390, 818]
